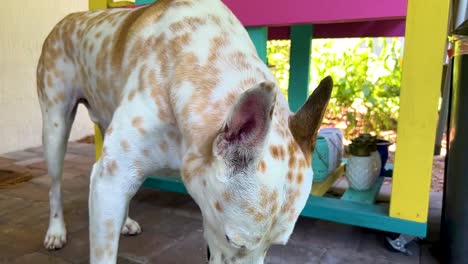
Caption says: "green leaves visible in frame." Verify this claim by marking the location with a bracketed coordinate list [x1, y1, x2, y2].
[267, 37, 403, 139]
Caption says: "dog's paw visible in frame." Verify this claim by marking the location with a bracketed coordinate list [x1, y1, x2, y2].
[121, 217, 142, 236]
[44, 222, 67, 250]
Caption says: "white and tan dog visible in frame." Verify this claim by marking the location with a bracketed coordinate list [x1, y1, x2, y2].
[37, 0, 333, 263]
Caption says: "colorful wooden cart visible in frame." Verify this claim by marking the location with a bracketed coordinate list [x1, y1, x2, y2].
[89, 0, 450, 252]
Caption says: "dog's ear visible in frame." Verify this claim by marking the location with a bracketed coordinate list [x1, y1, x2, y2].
[214, 81, 277, 169]
[289, 76, 333, 159]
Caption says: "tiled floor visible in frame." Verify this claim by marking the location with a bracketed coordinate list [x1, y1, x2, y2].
[0, 142, 442, 263]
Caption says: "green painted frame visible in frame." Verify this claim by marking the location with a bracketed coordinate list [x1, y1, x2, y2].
[288, 25, 314, 112]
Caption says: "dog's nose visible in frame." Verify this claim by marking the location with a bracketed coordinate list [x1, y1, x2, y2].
[225, 234, 246, 249]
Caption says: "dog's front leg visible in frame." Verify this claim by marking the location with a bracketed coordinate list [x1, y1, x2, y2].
[88, 153, 145, 263]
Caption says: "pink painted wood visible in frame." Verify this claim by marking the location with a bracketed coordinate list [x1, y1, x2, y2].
[117, 0, 408, 38]
[221, 0, 407, 27]
[269, 20, 406, 39]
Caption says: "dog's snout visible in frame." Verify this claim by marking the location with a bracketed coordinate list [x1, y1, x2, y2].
[225, 234, 246, 249]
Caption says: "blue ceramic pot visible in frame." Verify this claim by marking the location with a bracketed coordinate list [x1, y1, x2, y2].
[376, 139, 392, 176]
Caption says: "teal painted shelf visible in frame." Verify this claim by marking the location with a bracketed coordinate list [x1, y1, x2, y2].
[341, 176, 385, 204]
[303, 195, 427, 237]
[135, 0, 155, 5]
[143, 175, 187, 194]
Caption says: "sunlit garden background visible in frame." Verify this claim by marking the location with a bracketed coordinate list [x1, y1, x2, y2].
[267, 37, 404, 143]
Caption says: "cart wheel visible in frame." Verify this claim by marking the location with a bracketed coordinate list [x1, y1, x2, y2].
[384, 233, 414, 256]
[384, 233, 401, 252]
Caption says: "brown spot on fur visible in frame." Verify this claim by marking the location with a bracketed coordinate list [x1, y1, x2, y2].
[255, 212, 265, 222]
[159, 140, 169, 152]
[288, 143, 297, 168]
[208, 14, 222, 24]
[121, 140, 130, 152]
[269, 145, 286, 160]
[174, 0, 193, 7]
[223, 191, 232, 202]
[54, 92, 65, 104]
[257, 160, 266, 173]
[271, 201, 278, 215]
[229, 51, 251, 71]
[128, 89, 137, 101]
[297, 172, 304, 184]
[299, 159, 307, 169]
[106, 159, 118, 175]
[131, 116, 146, 135]
[181, 153, 207, 183]
[270, 145, 280, 160]
[281, 188, 300, 214]
[271, 190, 278, 202]
[287, 171, 293, 181]
[169, 16, 206, 33]
[148, 69, 173, 122]
[111, 1, 172, 72]
[246, 206, 256, 216]
[215, 201, 223, 212]
[112, 7, 148, 68]
[279, 146, 286, 160]
[260, 187, 269, 207]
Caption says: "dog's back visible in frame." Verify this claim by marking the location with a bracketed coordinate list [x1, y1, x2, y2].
[37, 0, 272, 136]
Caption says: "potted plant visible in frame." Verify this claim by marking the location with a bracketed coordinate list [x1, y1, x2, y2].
[345, 134, 382, 191]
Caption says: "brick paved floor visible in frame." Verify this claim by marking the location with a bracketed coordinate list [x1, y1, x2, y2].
[0, 142, 442, 263]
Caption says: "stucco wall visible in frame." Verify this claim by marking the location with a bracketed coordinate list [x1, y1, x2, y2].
[0, 0, 93, 154]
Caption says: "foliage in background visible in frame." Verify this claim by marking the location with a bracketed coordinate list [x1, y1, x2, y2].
[267, 38, 403, 139]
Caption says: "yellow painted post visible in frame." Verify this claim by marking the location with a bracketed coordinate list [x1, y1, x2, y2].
[389, 0, 450, 222]
[89, 0, 107, 10]
[107, 0, 135, 8]
[89, 0, 106, 161]
[94, 125, 103, 160]
[311, 164, 345, 196]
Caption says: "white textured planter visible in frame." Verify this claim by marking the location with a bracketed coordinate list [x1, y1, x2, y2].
[345, 152, 381, 191]
[370, 151, 382, 177]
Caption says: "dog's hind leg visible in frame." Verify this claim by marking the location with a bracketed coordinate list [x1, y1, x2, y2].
[41, 102, 78, 250]
[37, 61, 79, 250]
